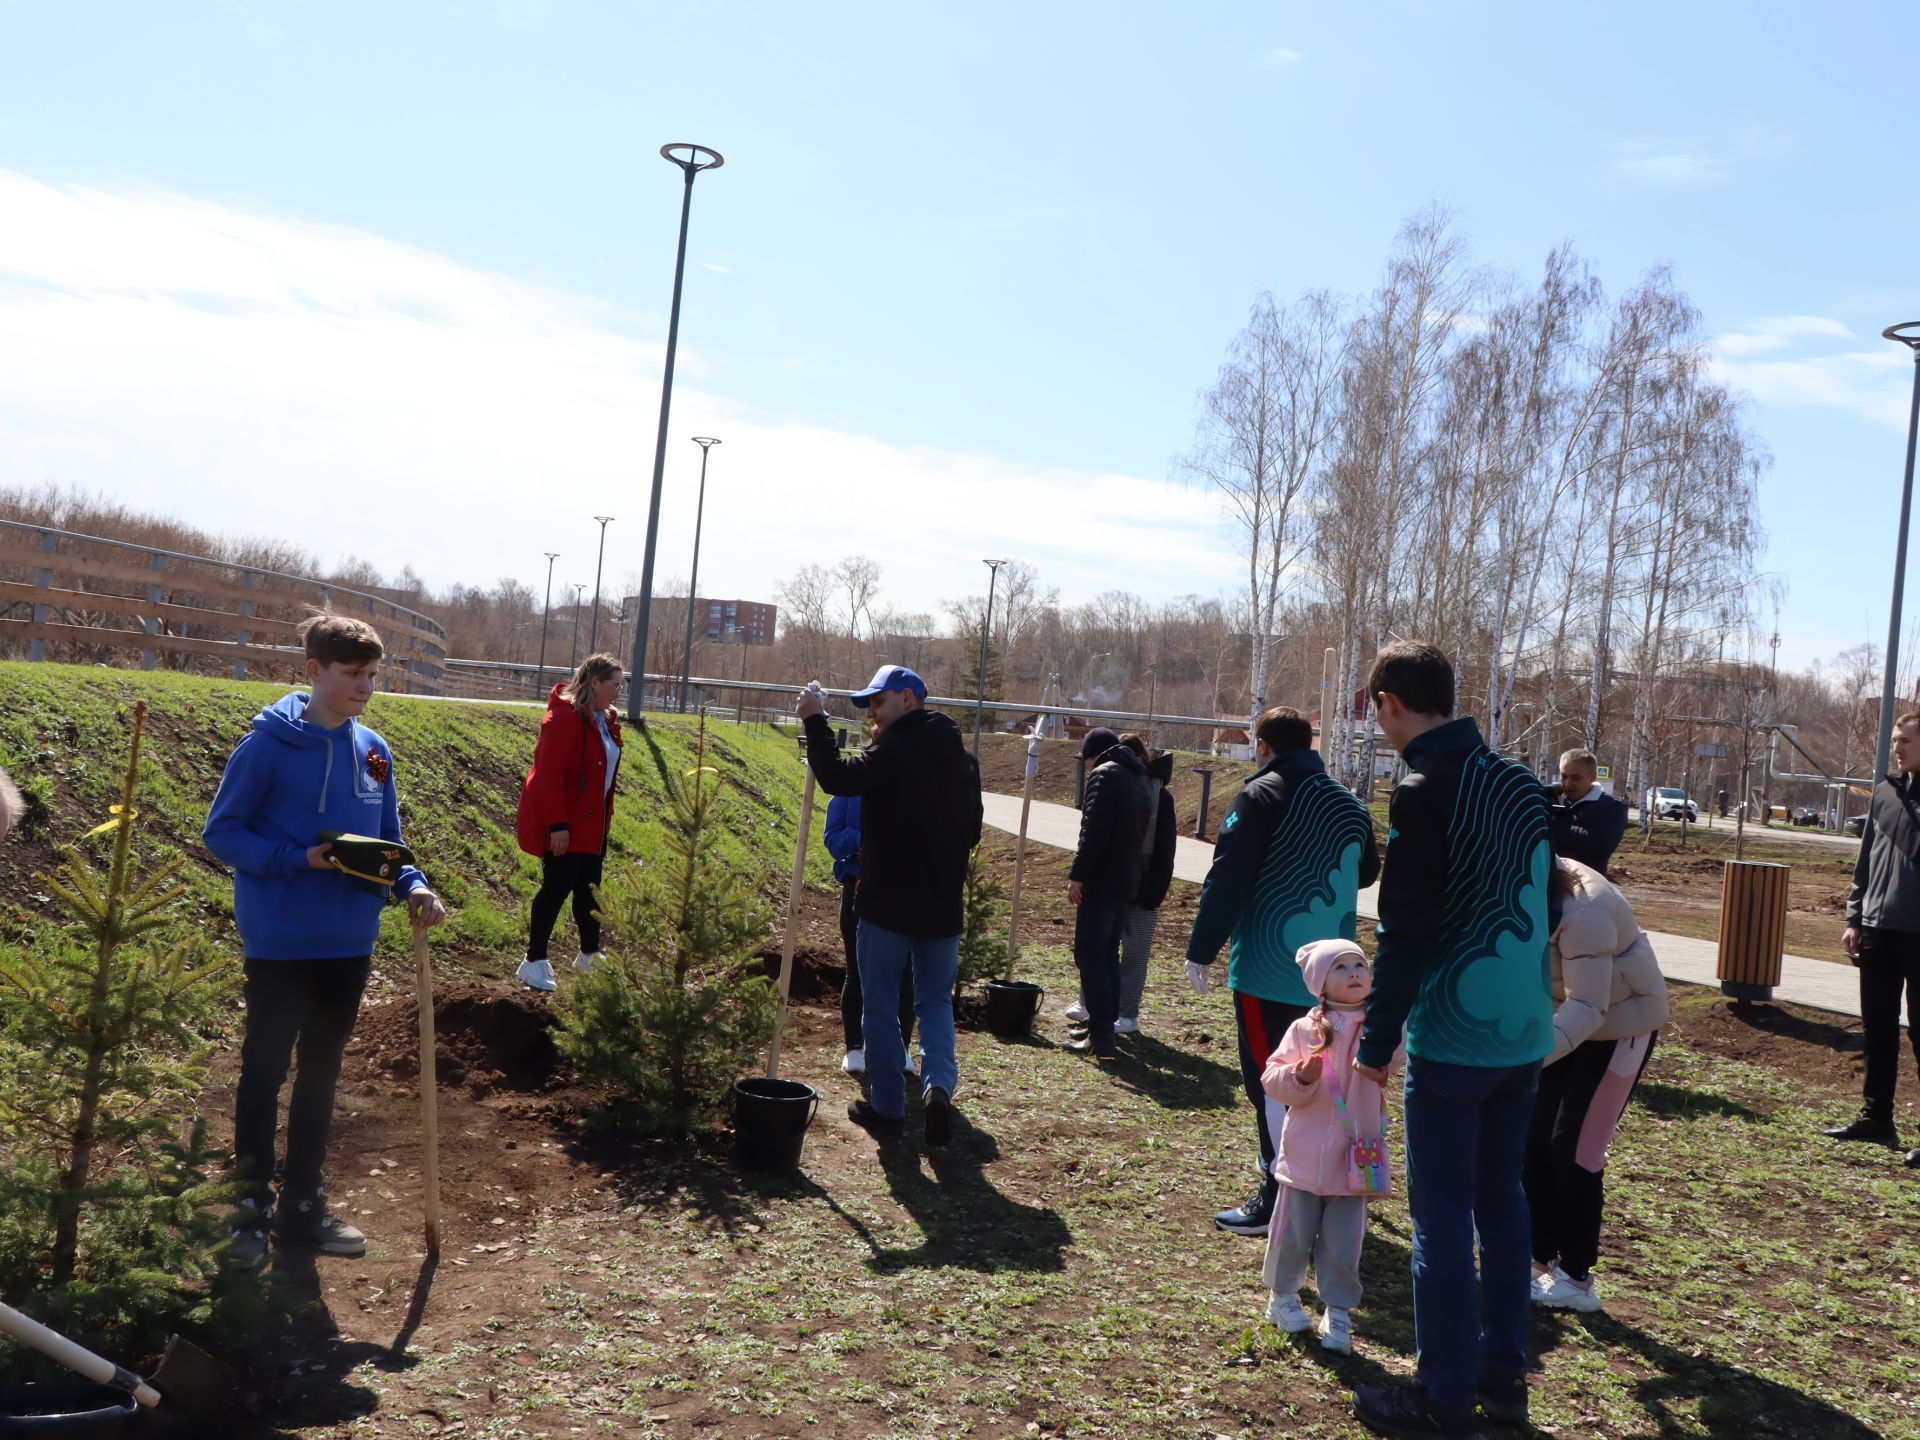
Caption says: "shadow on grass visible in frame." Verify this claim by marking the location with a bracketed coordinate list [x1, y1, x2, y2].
[1569, 1311, 1883, 1439]
[1634, 1081, 1769, 1123]
[1100, 1033, 1242, 1111]
[1724, 1001, 1863, 1054]
[824, 1111, 1071, 1274]
[565, 1127, 783, 1237]
[210, 1246, 394, 1436]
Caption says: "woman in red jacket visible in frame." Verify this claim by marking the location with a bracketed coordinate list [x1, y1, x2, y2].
[514, 653, 624, 991]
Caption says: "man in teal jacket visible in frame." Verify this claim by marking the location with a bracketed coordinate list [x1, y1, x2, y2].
[1187, 705, 1379, 1236]
[1351, 643, 1552, 1440]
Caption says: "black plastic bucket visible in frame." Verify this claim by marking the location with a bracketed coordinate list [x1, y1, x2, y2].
[983, 979, 1044, 1037]
[0, 1382, 138, 1438]
[732, 1077, 819, 1170]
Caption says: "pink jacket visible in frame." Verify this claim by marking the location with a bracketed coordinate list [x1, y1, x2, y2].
[1261, 1006, 1395, 1198]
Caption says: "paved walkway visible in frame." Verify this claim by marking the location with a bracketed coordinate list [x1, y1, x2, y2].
[982, 791, 1865, 1021]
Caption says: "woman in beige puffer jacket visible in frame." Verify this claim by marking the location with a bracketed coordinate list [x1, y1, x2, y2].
[1523, 856, 1668, 1313]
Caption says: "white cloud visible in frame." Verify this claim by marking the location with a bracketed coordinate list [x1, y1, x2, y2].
[1715, 315, 1854, 357]
[1711, 339, 1912, 429]
[1257, 48, 1303, 69]
[1614, 144, 1722, 183]
[0, 169, 1237, 632]
[1613, 126, 1799, 184]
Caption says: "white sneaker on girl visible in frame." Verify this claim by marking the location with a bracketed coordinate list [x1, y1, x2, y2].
[1266, 1290, 1311, 1333]
[1536, 1264, 1602, 1313]
[1317, 1307, 1352, 1354]
[516, 957, 556, 992]
[574, 951, 601, 973]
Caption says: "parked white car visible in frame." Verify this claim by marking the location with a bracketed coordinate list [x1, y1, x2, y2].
[1643, 786, 1699, 822]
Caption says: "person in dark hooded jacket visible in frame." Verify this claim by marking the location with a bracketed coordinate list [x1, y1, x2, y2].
[1067, 727, 1154, 1057]
[1065, 734, 1177, 1035]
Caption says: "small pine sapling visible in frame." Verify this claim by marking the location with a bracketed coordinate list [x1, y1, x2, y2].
[0, 700, 238, 1357]
[555, 712, 776, 1138]
[956, 844, 1010, 986]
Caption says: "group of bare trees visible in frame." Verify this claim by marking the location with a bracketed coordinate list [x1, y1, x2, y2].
[1186, 208, 1767, 800]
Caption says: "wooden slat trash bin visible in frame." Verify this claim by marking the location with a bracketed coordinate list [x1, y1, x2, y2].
[1716, 860, 1790, 1001]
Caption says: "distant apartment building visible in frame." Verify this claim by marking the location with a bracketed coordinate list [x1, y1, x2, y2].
[629, 596, 777, 646]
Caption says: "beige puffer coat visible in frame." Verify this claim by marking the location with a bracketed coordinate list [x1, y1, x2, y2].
[1548, 858, 1669, 1065]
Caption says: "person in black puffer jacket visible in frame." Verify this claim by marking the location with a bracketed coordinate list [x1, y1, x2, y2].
[1067, 727, 1154, 1057]
[798, 666, 982, 1147]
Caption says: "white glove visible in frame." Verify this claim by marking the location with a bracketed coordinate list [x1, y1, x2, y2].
[1186, 961, 1211, 995]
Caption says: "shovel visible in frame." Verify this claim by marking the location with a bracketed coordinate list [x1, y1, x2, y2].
[0, 1300, 226, 1418]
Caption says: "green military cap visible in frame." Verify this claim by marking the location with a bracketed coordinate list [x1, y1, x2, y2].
[317, 830, 416, 888]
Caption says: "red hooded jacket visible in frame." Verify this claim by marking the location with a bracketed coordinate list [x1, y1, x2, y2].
[515, 684, 623, 857]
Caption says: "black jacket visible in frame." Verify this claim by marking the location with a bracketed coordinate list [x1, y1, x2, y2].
[802, 707, 982, 938]
[1070, 743, 1153, 904]
[1136, 752, 1179, 910]
[1848, 774, 1920, 935]
[1548, 789, 1628, 876]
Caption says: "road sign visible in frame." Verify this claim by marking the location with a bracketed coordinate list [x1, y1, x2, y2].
[1596, 764, 1612, 780]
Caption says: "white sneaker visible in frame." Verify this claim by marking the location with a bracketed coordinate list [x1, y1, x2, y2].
[1266, 1290, 1311, 1333]
[1114, 1016, 1139, 1035]
[1317, 1307, 1352, 1354]
[574, 951, 600, 973]
[904, 1051, 920, 1076]
[515, 957, 556, 992]
[1535, 1265, 1602, 1313]
[1064, 1001, 1089, 1023]
[841, 1049, 866, 1075]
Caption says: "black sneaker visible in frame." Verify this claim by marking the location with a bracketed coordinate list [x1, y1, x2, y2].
[1905, 1146, 1920, 1170]
[225, 1194, 274, 1270]
[847, 1099, 903, 1135]
[924, 1086, 953, 1149]
[1353, 1382, 1485, 1439]
[275, 1190, 367, 1257]
[1476, 1374, 1528, 1425]
[1214, 1180, 1278, 1236]
[1066, 1037, 1118, 1059]
[1825, 1115, 1900, 1146]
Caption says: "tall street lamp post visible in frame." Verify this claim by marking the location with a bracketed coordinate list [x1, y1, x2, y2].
[1877, 322, 1920, 782]
[679, 436, 721, 712]
[628, 142, 725, 723]
[536, 551, 559, 695]
[588, 516, 614, 653]
[569, 583, 585, 669]
[973, 558, 1009, 757]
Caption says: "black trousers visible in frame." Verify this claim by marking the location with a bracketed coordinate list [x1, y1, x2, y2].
[1232, 990, 1310, 1184]
[232, 956, 371, 1200]
[839, 879, 912, 1051]
[527, 850, 604, 961]
[1524, 1031, 1655, 1280]
[1858, 926, 1920, 1122]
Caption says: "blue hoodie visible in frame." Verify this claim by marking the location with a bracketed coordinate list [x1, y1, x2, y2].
[203, 691, 427, 960]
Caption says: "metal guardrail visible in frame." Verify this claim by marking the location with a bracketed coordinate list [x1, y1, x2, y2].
[0, 519, 447, 691]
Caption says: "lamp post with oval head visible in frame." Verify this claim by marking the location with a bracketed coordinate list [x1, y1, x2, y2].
[1876, 323, 1920, 782]
[628, 143, 724, 722]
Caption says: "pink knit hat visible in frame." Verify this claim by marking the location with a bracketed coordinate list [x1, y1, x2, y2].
[1295, 938, 1367, 1002]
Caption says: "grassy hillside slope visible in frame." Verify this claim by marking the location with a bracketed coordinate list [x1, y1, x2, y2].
[0, 663, 833, 981]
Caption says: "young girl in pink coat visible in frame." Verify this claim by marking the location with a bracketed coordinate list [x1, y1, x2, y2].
[1259, 938, 1397, 1354]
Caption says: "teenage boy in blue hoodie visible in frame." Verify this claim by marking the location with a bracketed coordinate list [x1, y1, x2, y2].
[204, 613, 445, 1264]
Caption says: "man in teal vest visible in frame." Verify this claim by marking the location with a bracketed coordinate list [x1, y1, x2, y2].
[1187, 705, 1379, 1236]
[1352, 642, 1552, 1440]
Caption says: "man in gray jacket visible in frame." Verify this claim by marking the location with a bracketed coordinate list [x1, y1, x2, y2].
[1829, 711, 1920, 1164]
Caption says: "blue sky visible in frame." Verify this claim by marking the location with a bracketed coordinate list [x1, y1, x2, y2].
[0, 1, 1913, 671]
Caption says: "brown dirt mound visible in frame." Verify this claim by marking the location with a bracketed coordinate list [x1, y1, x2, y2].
[349, 983, 561, 1097]
[756, 945, 844, 1005]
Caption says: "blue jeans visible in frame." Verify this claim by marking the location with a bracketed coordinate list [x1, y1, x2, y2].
[857, 920, 959, 1120]
[1072, 897, 1128, 1048]
[1402, 1055, 1541, 1413]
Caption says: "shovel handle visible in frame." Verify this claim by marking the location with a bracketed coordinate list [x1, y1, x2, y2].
[414, 914, 442, 1261]
[767, 766, 817, 1080]
[0, 1299, 161, 1406]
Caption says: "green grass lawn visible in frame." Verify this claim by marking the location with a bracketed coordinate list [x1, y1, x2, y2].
[1, 664, 1913, 1438]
